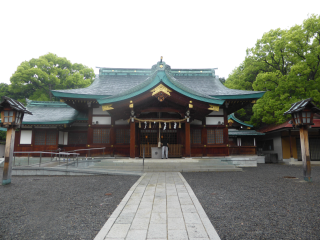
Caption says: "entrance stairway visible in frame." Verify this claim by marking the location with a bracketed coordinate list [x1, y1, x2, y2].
[86, 158, 242, 172]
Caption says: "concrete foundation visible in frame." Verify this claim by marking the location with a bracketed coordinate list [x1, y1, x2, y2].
[219, 155, 265, 167]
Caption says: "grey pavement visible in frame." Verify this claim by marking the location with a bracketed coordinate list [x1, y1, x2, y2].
[94, 172, 220, 240]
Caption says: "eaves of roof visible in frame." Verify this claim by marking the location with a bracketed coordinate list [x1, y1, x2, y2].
[51, 92, 109, 100]
[212, 92, 265, 100]
[228, 129, 265, 136]
[259, 119, 320, 133]
[228, 113, 253, 127]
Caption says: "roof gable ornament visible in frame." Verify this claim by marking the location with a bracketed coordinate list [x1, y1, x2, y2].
[102, 104, 114, 111]
[150, 84, 172, 102]
[208, 104, 219, 111]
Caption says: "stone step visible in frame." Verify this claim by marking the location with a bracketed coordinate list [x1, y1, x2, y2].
[88, 164, 237, 169]
[87, 168, 242, 172]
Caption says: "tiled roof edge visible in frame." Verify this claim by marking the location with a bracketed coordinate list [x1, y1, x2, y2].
[228, 113, 253, 127]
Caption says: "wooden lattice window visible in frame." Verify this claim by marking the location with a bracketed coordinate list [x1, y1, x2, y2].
[35, 131, 46, 145]
[46, 131, 56, 145]
[34, 130, 57, 146]
[69, 132, 87, 145]
[207, 129, 224, 144]
[191, 129, 201, 144]
[140, 130, 157, 144]
[116, 129, 130, 144]
[161, 130, 177, 144]
[93, 129, 110, 144]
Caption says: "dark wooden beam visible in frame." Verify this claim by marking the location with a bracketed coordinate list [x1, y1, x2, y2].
[185, 122, 191, 158]
[140, 107, 182, 113]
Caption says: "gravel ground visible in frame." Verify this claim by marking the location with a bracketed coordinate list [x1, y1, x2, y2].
[183, 164, 320, 240]
[0, 170, 140, 240]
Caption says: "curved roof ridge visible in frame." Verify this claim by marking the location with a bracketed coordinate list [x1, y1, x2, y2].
[164, 71, 221, 100]
[228, 113, 253, 127]
[211, 76, 264, 95]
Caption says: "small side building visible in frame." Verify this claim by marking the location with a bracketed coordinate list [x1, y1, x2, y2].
[257, 117, 320, 163]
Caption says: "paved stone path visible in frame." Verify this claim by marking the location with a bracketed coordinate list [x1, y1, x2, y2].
[94, 172, 220, 240]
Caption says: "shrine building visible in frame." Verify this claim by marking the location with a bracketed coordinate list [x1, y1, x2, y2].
[15, 59, 265, 158]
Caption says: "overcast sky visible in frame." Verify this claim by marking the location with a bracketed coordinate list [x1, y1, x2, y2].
[0, 0, 319, 85]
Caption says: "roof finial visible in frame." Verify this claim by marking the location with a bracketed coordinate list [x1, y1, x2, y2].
[160, 56, 163, 63]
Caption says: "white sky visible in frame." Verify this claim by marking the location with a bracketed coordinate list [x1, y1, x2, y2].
[0, 0, 319, 85]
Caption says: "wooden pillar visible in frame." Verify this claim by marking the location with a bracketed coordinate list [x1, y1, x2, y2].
[110, 118, 115, 157]
[299, 126, 311, 181]
[130, 121, 135, 158]
[289, 130, 294, 159]
[87, 107, 93, 147]
[202, 127, 207, 157]
[224, 108, 229, 156]
[185, 122, 191, 158]
[2, 127, 15, 185]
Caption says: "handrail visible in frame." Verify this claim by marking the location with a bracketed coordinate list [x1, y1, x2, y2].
[66, 147, 106, 152]
[65, 147, 106, 157]
[12, 147, 106, 167]
[13, 151, 80, 167]
[14, 151, 79, 156]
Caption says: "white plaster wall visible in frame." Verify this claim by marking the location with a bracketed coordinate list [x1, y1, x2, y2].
[0, 144, 5, 158]
[20, 130, 32, 144]
[209, 109, 224, 115]
[206, 117, 224, 125]
[93, 106, 110, 115]
[92, 116, 111, 125]
[63, 132, 68, 145]
[59, 131, 64, 145]
[115, 119, 129, 125]
[191, 119, 202, 125]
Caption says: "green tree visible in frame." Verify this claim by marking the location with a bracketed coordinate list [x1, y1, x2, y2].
[225, 14, 320, 126]
[10, 53, 95, 103]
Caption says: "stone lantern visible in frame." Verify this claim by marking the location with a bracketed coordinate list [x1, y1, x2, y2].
[284, 98, 320, 182]
[0, 96, 32, 185]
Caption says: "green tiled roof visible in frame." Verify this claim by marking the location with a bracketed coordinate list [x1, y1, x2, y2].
[98, 70, 224, 105]
[228, 129, 265, 136]
[22, 100, 88, 125]
[228, 113, 253, 127]
[52, 61, 265, 103]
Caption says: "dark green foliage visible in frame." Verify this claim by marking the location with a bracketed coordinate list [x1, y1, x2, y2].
[225, 14, 320, 126]
[6, 53, 95, 104]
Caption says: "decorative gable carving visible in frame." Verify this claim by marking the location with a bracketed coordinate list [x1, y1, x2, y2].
[150, 84, 172, 102]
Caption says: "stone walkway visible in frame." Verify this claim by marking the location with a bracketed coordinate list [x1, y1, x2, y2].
[94, 172, 220, 240]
